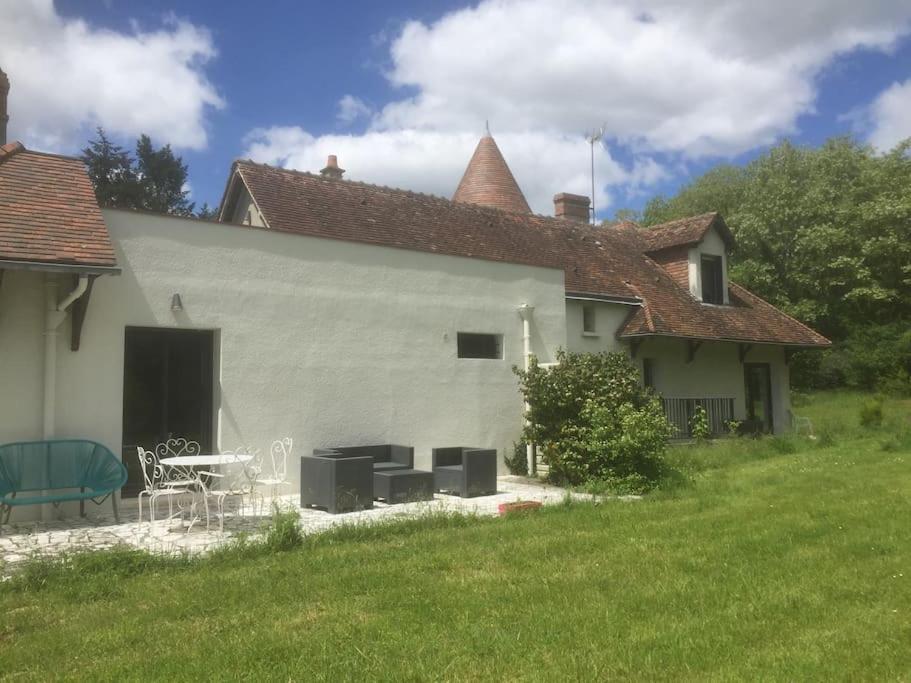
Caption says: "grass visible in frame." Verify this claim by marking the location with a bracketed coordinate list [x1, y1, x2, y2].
[2, 391, 910, 680]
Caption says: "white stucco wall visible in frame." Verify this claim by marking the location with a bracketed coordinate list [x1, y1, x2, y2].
[688, 227, 730, 304]
[6, 210, 565, 511]
[636, 336, 790, 433]
[0, 269, 45, 442]
[563, 299, 632, 353]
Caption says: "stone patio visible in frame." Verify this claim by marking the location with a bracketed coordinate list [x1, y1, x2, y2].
[0, 476, 599, 573]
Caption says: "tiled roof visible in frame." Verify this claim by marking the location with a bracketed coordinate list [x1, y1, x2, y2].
[231, 160, 638, 299]
[640, 212, 734, 252]
[226, 160, 829, 347]
[0, 143, 117, 269]
[452, 135, 532, 214]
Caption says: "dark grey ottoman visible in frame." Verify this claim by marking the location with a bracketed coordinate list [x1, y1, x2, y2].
[373, 469, 435, 504]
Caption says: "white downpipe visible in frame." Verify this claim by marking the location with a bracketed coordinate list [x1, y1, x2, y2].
[518, 304, 535, 475]
[43, 275, 88, 439]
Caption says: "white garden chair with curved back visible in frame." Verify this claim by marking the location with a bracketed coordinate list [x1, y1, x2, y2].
[197, 447, 262, 533]
[135, 446, 194, 529]
[252, 438, 293, 510]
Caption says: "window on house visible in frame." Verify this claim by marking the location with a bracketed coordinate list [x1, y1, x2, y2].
[582, 305, 596, 334]
[457, 333, 503, 359]
[642, 358, 655, 388]
[701, 255, 724, 304]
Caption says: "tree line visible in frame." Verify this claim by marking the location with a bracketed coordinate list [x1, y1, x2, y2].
[616, 136, 911, 393]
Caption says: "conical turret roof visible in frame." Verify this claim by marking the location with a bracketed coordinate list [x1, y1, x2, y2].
[452, 134, 531, 214]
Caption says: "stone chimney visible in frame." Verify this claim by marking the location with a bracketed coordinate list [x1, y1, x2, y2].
[320, 154, 345, 180]
[0, 68, 9, 146]
[554, 193, 590, 222]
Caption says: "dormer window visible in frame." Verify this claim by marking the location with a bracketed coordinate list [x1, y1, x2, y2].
[701, 255, 724, 304]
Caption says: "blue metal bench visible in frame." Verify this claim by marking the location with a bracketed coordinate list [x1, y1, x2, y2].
[0, 440, 127, 525]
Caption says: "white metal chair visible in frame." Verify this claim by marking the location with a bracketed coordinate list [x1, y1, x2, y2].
[135, 446, 194, 528]
[198, 448, 261, 533]
[252, 438, 293, 507]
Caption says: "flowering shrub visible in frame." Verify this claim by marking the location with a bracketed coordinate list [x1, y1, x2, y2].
[690, 405, 711, 441]
[515, 350, 674, 488]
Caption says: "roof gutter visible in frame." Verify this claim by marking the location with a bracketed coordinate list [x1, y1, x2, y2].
[565, 291, 642, 306]
[0, 258, 120, 275]
[617, 331, 831, 348]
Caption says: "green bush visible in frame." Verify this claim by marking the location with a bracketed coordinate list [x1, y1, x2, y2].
[515, 350, 674, 488]
[690, 405, 711, 441]
[505, 441, 529, 476]
[859, 398, 885, 428]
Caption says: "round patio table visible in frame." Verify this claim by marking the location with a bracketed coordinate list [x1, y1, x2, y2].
[159, 454, 254, 468]
[159, 454, 254, 531]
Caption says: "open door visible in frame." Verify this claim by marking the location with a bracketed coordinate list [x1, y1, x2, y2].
[744, 362, 773, 434]
[121, 327, 214, 496]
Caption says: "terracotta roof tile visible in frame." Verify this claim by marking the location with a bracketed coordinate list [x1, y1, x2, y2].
[452, 135, 531, 214]
[227, 160, 829, 348]
[640, 212, 734, 252]
[0, 145, 116, 269]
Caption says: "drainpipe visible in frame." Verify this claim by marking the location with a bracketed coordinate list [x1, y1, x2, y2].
[517, 304, 535, 475]
[43, 275, 88, 439]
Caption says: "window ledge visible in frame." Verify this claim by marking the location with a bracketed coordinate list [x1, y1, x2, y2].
[582, 331, 600, 337]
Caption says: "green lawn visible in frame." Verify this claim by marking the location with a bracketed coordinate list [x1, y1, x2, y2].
[2, 392, 910, 680]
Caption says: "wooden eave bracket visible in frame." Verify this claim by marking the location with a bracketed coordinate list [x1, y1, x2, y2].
[629, 339, 642, 359]
[784, 347, 796, 365]
[686, 339, 702, 364]
[70, 274, 98, 351]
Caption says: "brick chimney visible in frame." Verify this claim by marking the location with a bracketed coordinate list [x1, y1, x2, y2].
[320, 154, 345, 180]
[554, 193, 590, 222]
[0, 68, 9, 146]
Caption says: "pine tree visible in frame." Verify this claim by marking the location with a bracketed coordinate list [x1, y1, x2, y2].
[81, 127, 139, 208]
[134, 134, 194, 216]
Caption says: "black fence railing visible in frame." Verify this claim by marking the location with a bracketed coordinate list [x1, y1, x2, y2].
[662, 397, 736, 439]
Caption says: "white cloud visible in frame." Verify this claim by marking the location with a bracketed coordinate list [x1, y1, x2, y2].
[336, 95, 373, 125]
[243, 126, 662, 214]
[243, 0, 911, 214]
[0, 0, 223, 151]
[866, 79, 911, 151]
[380, 0, 910, 156]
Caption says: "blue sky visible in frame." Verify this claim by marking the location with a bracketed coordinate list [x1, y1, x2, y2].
[3, 0, 911, 219]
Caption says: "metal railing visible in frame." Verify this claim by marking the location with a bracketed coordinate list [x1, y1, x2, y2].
[662, 397, 736, 439]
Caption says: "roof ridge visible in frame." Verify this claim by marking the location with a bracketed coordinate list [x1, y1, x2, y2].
[233, 157, 588, 228]
[647, 211, 718, 231]
[0, 141, 25, 162]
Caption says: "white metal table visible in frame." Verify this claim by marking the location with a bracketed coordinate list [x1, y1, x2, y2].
[159, 454, 254, 531]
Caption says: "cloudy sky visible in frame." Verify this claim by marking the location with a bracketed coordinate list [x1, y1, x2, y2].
[2, 0, 910, 217]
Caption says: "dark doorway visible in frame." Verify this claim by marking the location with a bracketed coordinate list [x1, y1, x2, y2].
[121, 327, 215, 496]
[744, 362, 773, 434]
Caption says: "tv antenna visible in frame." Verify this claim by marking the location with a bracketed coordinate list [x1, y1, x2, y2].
[585, 127, 604, 225]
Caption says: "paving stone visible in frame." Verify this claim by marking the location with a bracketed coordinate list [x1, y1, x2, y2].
[0, 476, 601, 575]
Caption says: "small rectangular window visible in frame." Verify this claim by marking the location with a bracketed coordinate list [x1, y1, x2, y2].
[701, 255, 724, 304]
[457, 333, 502, 359]
[642, 358, 655, 388]
[582, 305, 596, 334]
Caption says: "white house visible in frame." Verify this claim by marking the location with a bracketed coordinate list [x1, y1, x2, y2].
[0, 71, 829, 518]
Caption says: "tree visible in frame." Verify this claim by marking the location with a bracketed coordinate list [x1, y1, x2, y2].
[638, 135, 911, 391]
[134, 134, 194, 216]
[81, 127, 140, 209]
[82, 128, 205, 217]
[195, 203, 218, 220]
